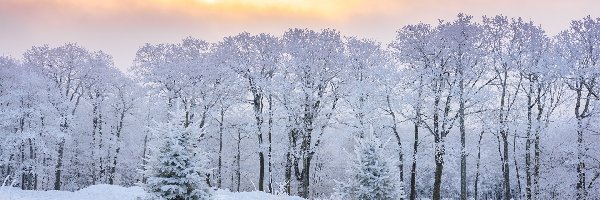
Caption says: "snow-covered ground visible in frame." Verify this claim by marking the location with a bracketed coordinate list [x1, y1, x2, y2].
[0, 184, 305, 200]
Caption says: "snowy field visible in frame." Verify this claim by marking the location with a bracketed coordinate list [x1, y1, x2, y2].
[0, 185, 305, 200]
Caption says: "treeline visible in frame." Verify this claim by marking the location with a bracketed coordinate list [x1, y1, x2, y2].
[1, 14, 599, 200]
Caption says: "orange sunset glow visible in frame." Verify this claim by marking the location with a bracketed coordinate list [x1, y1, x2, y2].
[1, 0, 599, 70]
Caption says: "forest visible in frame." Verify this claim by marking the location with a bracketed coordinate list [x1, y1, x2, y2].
[1, 14, 600, 200]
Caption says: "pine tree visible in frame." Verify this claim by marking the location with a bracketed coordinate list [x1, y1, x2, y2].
[143, 113, 212, 200]
[339, 130, 399, 200]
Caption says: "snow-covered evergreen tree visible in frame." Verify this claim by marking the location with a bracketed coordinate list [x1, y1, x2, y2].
[338, 129, 399, 200]
[143, 112, 212, 200]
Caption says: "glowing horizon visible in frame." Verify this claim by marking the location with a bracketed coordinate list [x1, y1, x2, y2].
[1, 0, 599, 71]
[4, 0, 368, 21]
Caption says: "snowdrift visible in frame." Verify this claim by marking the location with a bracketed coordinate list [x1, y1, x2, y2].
[0, 184, 305, 200]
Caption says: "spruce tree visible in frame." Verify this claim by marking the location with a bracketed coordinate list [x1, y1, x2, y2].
[339, 130, 399, 200]
[143, 112, 211, 200]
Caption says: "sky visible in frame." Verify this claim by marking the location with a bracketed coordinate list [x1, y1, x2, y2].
[1, 0, 599, 72]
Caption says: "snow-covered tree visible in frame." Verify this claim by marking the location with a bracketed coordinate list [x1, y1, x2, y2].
[22, 44, 125, 190]
[214, 32, 281, 192]
[132, 37, 218, 128]
[555, 16, 600, 200]
[280, 28, 345, 198]
[338, 129, 399, 200]
[143, 111, 212, 200]
[392, 20, 460, 200]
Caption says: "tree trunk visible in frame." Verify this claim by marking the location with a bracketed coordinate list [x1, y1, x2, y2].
[54, 139, 65, 190]
[252, 91, 265, 192]
[499, 69, 511, 200]
[409, 123, 419, 200]
[27, 138, 36, 190]
[501, 130, 510, 200]
[268, 95, 274, 193]
[218, 106, 224, 188]
[387, 95, 404, 185]
[432, 79, 448, 200]
[298, 154, 312, 198]
[474, 130, 484, 200]
[297, 114, 314, 198]
[576, 118, 586, 199]
[259, 151, 265, 191]
[109, 147, 119, 185]
[109, 111, 125, 185]
[285, 127, 297, 195]
[142, 127, 149, 184]
[533, 130, 540, 198]
[525, 78, 533, 200]
[533, 85, 543, 198]
[459, 77, 467, 200]
[513, 131, 522, 198]
[91, 102, 99, 184]
[410, 77, 423, 200]
[285, 151, 292, 194]
[236, 128, 242, 192]
[432, 136, 445, 200]
[502, 131, 510, 200]
[533, 111, 541, 199]
[575, 85, 587, 200]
